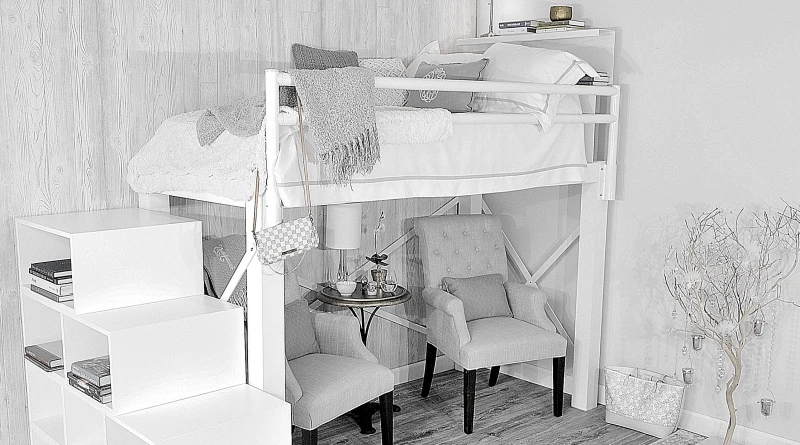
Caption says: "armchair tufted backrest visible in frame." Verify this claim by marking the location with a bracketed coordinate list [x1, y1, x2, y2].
[415, 215, 508, 289]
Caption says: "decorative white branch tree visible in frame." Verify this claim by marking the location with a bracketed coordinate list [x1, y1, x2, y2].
[664, 205, 800, 445]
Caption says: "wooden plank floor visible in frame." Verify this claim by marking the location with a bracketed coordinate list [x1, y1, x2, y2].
[291, 369, 660, 445]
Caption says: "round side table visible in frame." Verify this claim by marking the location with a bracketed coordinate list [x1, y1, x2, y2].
[317, 284, 410, 344]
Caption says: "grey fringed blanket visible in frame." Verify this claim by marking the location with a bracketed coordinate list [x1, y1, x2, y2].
[290, 66, 380, 186]
[196, 88, 296, 146]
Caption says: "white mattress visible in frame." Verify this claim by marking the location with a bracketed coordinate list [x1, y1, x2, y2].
[276, 97, 587, 207]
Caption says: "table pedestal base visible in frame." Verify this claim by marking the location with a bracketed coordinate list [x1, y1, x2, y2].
[348, 403, 401, 434]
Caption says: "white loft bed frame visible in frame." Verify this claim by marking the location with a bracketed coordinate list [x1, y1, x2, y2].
[138, 69, 620, 413]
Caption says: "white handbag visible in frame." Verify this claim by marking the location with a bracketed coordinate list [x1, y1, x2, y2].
[604, 366, 687, 438]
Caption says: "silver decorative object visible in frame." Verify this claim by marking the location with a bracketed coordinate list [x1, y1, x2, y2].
[682, 367, 694, 385]
[481, 0, 495, 37]
[691, 334, 704, 351]
[760, 398, 774, 417]
[754, 319, 765, 336]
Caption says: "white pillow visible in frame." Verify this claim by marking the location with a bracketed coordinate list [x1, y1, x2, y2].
[405, 40, 486, 78]
[359, 58, 408, 106]
[473, 43, 599, 129]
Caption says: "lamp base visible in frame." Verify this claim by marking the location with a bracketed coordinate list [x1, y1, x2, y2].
[337, 249, 349, 282]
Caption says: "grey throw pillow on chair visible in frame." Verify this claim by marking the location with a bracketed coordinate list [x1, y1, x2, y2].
[284, 299, 321, 361]
[442, 273, 512, 322]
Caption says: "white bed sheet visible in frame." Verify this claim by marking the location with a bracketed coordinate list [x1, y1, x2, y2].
[275, 99, 588, 207]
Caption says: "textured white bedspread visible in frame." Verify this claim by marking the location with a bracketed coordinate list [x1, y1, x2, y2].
[276, 97, 588, 207]
[127, 110, 265, 202]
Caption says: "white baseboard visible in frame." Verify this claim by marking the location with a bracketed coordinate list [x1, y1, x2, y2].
[598, 385, 798, 445]
[390, 355, 455, 385]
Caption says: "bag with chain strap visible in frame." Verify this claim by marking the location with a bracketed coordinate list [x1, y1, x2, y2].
[252, 98, 319, 268]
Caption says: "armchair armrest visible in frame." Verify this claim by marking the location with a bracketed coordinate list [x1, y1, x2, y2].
[504, 282, 557, 333]
[423, 287, 471, 360]
[310, 311, 378, 363]
[285, 359, 302, 405]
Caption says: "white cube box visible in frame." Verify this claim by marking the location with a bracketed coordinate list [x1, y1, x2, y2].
[16, 208, 203, 314]
[67, 295, 246, 415]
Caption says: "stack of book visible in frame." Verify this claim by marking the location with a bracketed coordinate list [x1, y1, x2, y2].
[535, 19, 586, 33]
[497, 19, 586, 35]
[577, 71, 610, 86]
[68, 356, 112, 404]
[497, 19, 542, 35]
[24, 340, 64, 372]
[29, 259, 73, 303]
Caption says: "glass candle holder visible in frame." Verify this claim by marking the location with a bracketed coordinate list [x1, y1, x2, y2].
[760, 398, 774, 417]
[754, 319, 765, 336]
[682, 367, 694, 385]
[692, 334, 704, 351]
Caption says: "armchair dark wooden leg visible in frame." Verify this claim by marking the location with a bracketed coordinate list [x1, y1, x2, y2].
[488, 366, 500, 387]
[379, 391, 394, 445]
[301, 428, 318, 445]
[553, 356, 565, 417]
[463, 369, 477, 434]
[421, 343, 437, 398]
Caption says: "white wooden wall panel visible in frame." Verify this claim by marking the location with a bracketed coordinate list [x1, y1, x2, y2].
[0, 2, 475, 443]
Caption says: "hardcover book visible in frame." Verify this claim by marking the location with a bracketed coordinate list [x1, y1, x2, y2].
[498, 19, 542, 29]
[30, 285, 74, 303]
[29, 275, 73, 296]
[24, 340, 64, 368]
[71, 356, 111, 387]
[30, 259, 72, 278]
[29, 268, 72, 284]
[497, 27, 537, 35]
[68, 373, 112, 404]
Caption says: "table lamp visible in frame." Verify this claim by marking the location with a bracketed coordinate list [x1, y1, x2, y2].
[325, 203, 363, 282]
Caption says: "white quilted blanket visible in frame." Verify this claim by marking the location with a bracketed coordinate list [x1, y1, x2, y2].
[127, 107, 453, 201]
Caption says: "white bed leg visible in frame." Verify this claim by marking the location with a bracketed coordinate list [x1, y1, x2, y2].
[572, 181, 609, 410]
[138, 193, 170, 212]
[252, 68, 286, 401]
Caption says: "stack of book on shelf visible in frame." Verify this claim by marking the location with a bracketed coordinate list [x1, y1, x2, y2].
[68, 356, 112, 404]
[497, 19, 542, 35]
[497, 19, 586, 35]
[29, 259, 73, 303]
[577, 71, 611, 86]
[24, 340, 64, 372]
[535, 19, 585, 33]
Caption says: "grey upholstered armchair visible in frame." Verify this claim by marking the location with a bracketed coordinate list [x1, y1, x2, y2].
[415, 214, 567, 434]
[284, 299, 394, 445]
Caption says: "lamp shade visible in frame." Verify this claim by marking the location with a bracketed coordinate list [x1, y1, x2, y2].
[325, 203, 363, 250]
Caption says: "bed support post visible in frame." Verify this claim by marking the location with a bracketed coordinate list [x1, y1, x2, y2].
[458, 195, 483, 215]
[572, 85, 619, 411]
[249, 68, 286, 400]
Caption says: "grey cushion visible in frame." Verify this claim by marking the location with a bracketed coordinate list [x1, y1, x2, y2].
[202, 235, 247, 310]
[359, 58, 408, 106]
[289, 353, 395, 429]
[292, 44, 359, 70]
[443, 273, 512, 322]
[460, 317, 567, 369]
[284, 299, 320, 361]
[406, 59, 489, 112]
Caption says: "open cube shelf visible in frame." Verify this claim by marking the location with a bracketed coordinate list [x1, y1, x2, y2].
[16, 208, 290, 444]
[16, 208, 203, 314]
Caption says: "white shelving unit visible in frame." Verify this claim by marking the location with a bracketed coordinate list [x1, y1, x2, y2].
[17, 208, 291, 445]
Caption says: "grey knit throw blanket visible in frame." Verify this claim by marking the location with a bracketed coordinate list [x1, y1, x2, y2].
[290, 67, 380, 186]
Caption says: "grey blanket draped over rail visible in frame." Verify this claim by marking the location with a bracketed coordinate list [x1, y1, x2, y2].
[195, 67, 380, 187]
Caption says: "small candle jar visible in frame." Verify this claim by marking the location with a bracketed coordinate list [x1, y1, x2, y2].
[754, 319, 765, 336]
[682, 367, 694, 385]
[760, 398, 774, 417]
[692, 334, 704, 351]
[366, 281, 378, 296]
